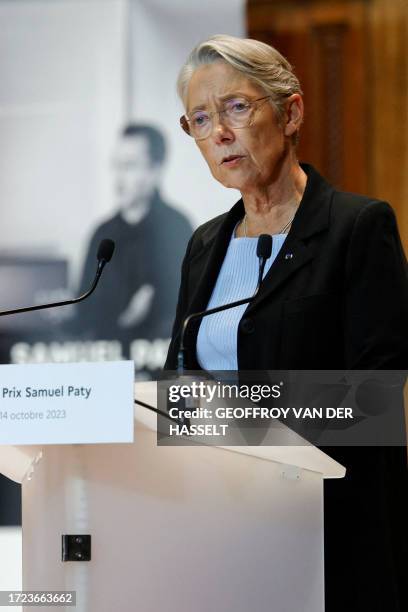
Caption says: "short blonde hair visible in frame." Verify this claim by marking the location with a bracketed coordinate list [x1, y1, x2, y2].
[177, 34, 303, 144]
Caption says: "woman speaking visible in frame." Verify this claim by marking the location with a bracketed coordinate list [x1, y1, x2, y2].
[164, 35, 408, 611]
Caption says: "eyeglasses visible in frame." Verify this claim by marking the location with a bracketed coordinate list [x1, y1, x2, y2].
[180, 96, 272, 140]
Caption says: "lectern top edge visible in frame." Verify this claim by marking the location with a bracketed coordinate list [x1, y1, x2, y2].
[134, 381, 346, 479]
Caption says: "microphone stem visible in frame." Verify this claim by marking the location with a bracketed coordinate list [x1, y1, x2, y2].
[0, 261, 105, 317]
[256, 257, 267, 294]
[177, 256, 268, 374]
[134, 397, 183, 425]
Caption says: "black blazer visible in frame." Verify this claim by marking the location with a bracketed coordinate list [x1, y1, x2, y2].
[165, 163, 408, 372]
[165, 163, 408, 611]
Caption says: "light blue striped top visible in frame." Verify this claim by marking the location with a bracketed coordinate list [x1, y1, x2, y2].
[196, 229, 287, 370]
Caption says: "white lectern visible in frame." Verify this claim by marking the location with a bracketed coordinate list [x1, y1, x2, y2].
[0, 381, 345, 612]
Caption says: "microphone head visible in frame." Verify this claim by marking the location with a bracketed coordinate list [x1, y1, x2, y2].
[256, 234, 272, 260]
[97, 239, 115, 263]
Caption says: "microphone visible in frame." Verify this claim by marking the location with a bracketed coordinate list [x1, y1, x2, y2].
[95, 238, 115, 279]
[97, 238, 115, 264]
[0, 238, 115, 318]
[177, 234, 273, 373]
[257, 233, 272, 259]
[256, 234, 272, 291]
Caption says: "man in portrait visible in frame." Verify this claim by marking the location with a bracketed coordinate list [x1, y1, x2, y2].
[72, 123, 193, 356]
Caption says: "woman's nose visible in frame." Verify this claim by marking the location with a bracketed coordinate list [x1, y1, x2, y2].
[212, 114, 234, 143]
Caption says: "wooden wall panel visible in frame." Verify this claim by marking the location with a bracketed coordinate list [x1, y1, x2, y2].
[247, 1, 369, 193]
[368, 0, 408, 251]
[247, 0, 408, 253]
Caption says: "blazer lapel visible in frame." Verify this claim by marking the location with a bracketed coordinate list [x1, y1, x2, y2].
[245, 163, 334, 313]
[246, 237, 316, 311]
[187, 200, 244, 316]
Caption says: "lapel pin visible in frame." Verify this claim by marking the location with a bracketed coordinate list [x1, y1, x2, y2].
[285, 253, 294, 260]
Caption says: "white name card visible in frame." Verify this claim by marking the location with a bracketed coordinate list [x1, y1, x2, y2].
[0, 361, 134, 445]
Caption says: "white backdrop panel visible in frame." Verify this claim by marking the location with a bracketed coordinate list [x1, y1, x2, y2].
[129, 0, 245, 227]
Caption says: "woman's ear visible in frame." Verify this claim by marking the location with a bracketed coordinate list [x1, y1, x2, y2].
[284, 94, 304, 137]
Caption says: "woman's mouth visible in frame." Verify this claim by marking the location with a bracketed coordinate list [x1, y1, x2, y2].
[221, 155, 245, 167]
